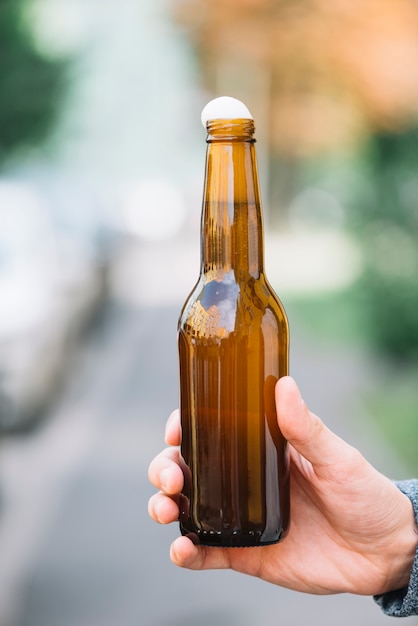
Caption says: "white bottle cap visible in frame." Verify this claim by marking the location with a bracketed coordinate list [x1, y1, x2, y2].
[201, 96, 253, 128]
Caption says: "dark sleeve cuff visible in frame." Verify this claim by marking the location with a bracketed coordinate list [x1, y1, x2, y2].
[373, 479, 418, 617]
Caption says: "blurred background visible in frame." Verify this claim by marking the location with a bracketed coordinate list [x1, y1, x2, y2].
[0, 0, 417, 624]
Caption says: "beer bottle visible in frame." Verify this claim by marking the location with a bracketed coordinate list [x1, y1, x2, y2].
[178, 96, 290, 547]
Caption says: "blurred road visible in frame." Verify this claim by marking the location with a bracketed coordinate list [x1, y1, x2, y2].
[0, 245, 413, 626]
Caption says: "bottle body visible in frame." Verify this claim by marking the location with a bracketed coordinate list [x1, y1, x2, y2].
[178, 118, 290, 547]
[179, 272, 289, 546]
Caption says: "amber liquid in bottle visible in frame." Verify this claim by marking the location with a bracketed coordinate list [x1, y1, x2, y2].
[178, 118, 290, 547]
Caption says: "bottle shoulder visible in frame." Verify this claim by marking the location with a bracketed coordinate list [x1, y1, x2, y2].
[178, 273, 288, 336]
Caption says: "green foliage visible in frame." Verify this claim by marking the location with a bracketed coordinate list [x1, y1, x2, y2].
[293, 126, 418, 360]
[0, 0, 67, 163]
[351, 128, 418, 360]
[287, 127, 418, 468]
[363, 365, 418, 475]
[287, 292, 418, 473]
[356, 269, 418, 360]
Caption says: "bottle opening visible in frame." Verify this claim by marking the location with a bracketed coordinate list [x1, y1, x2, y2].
[206, 118, 256, 143]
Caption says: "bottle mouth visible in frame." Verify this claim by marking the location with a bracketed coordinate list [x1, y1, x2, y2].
[206, 118, 256, 142]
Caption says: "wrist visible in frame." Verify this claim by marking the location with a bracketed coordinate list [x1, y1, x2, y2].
[381, 491, 418, 594]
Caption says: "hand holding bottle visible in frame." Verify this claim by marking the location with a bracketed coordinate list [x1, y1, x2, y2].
[148, 376, 417, 596]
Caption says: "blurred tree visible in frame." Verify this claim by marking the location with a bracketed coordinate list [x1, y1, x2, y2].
[352, 128, 418, 359]
[172, 0, 418, 156]
[0, 0, 67, 164]
[172, 0, 418, 358]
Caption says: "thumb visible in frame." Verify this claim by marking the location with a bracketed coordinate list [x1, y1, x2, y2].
[275, 376, 353, 469]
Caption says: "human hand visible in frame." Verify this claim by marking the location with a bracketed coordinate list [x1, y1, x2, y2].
[148, 376, 417, 595]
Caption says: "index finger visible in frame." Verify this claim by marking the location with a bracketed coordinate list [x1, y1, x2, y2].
[165, 409, 181, 446]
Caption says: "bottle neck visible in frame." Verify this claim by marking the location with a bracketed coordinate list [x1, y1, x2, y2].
[200, 119, 264, 282]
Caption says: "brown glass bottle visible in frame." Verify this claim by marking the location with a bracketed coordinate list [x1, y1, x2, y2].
[178, 115, 290, 547]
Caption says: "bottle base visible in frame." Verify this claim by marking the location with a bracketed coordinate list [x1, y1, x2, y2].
[180, 525, 284, 547]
